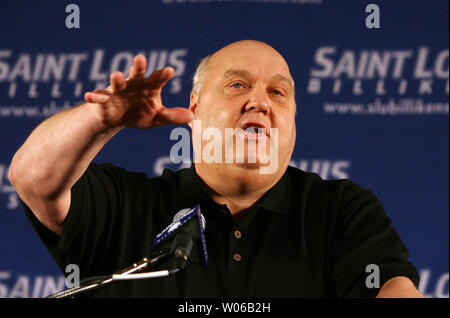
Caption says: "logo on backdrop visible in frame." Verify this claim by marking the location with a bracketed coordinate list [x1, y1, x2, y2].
[308, 46, 449, 115]
[0, 164, 19, 210]
[0, 49, 188, 118]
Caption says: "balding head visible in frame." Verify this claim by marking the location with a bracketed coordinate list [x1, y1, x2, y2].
[189, 39, 297, 184]
[192, 40, 295, 101]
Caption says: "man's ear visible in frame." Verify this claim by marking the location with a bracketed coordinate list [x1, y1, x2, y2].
[188, 92, 198, 129]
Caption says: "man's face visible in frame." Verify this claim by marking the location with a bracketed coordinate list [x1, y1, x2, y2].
[190, 41, 297, 174]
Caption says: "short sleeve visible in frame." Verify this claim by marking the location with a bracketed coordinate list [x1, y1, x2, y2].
[23, 163, 161, 279]
[331, 181, 420, 297]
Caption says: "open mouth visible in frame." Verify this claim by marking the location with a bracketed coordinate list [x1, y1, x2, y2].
[239, 122, 269, 138]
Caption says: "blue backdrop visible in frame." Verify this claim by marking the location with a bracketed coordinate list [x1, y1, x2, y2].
[0, 0, 448, 298]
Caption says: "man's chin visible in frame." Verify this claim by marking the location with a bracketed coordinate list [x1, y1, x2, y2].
[234, 154, 273, 169]
[234, 161, 262, 170]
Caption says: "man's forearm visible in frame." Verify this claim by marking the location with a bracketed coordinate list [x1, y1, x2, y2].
[9, 102, 122, 199]
[376, 276, 424, 298]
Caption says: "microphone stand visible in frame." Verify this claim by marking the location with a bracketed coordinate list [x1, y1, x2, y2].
[48, 249, 178, 298]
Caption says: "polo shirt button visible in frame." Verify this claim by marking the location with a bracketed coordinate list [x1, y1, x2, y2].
[234, 230, 242, 239]
[233, 253, 242, 262]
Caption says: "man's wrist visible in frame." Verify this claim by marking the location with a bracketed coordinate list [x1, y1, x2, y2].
[82, 102, 125, 137]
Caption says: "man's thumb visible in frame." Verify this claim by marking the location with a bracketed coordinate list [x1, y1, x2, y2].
[155, 107, 194, 126]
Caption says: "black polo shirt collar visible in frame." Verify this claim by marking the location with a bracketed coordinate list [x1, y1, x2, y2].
[174, 164, 294, 216]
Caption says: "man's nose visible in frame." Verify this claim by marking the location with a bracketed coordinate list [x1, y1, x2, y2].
[243, 88, 270, 114]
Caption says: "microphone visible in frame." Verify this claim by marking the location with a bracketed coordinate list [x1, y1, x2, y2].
[48, 205, 207, 297]
[152, 204, 207, 271]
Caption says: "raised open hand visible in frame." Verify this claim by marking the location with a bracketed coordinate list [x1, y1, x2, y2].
[85, 55, 194, 129]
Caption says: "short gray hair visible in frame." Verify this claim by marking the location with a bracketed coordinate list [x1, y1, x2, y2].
[191, 55, 211, 97]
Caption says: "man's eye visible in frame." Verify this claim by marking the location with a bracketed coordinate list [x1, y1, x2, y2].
[272, 89, 283, 96]
[231, 83, 243, 88]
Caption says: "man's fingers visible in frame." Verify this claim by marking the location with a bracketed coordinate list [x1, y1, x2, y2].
[155, 107, 194, 126]
[145, 67, 175, 91]
[129, 55, 147, 78]
[85, 91, 110, 104]
[110, 72, 126, 93]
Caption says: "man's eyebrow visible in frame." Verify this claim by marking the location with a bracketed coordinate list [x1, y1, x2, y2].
[223, 69, 251, 79]
[222, 69, 293, 89]
[271, 74, 294, 89]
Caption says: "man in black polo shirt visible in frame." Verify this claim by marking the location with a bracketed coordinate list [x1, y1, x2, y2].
[10, 40, 423, 297]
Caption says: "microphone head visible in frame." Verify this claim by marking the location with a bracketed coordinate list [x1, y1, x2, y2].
[173, 207, 206, 233]
[152, 204, 208, 266]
